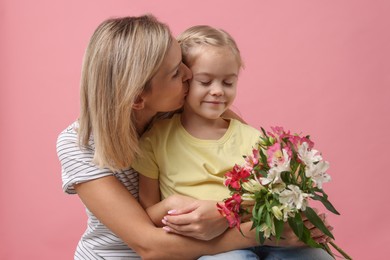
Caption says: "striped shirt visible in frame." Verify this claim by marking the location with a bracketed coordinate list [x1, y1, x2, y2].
[56, 121, 141, 259]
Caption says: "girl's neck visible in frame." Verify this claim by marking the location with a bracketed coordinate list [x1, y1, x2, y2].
[180, 109, 229, 140]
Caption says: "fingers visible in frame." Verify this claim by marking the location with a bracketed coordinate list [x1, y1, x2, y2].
[162, 217, 194, 233]
[167, 202, 199, 216]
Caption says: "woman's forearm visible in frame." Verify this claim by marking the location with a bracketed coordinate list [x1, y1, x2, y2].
[75, 176, 257, 259]
[140, 222, 258, 259]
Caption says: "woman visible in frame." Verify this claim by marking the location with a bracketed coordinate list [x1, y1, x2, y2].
[57, 15, 329, 259]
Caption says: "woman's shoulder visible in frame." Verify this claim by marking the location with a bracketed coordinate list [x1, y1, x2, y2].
[57, 121, 79, 141]
[56, 121, 86, 158]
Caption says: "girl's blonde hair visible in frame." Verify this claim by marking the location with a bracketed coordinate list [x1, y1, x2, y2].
[177, 25, 243, 68]
[79, 15, 172, 171]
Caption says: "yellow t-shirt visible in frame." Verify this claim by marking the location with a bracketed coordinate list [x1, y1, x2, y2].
[132, 113, 261, 201]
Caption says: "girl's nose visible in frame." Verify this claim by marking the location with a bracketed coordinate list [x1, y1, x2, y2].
[210, 84, 223, 96]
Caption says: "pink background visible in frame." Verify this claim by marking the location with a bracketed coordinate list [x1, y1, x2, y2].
[1, 0, 389, 259]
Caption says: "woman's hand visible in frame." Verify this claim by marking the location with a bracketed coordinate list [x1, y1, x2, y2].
[269, 209, 333, 247]
[162, 199, 229, 241]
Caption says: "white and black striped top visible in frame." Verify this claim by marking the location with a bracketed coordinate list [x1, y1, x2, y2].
[56, 121, 141, 259]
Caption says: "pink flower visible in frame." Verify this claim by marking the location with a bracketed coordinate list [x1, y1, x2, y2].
[217, 194, 242, 228]
[267, 142, 291, 168]
[224, 164, 251, 190]
[244, 149, 260, 169]
[268, 126, 291, 142]
[289, 135, 314, 150]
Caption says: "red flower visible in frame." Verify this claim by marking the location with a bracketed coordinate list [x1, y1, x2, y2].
[224, 164, 250, 190]
[217, 194, 242, 228]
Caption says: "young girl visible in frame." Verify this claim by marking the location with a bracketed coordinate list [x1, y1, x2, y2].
[132, 25, 333, 259]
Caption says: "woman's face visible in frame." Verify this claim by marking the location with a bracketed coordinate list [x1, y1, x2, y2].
[144, 40, 192, 113]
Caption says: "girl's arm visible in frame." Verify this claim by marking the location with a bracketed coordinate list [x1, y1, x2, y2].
[75, 175, 259, 259]
[138, 174, 161, 209]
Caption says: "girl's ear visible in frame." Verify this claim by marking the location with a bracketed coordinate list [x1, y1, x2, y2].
[132, 96, 145, 110]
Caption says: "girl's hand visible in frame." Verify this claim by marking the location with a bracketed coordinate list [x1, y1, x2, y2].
[162, 200, 229, 241]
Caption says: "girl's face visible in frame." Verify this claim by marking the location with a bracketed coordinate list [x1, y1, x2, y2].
[144, 40, 192, 113]
[184, 45, 239, 120]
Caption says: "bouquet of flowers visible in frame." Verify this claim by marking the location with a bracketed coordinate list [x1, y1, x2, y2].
[217, 127, 351, 259]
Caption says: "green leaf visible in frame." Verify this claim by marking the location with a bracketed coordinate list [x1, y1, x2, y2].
[265, 212, 272, 227]
[304, 206, 335, 239]
[295, 212, 304, 238]
[312, 194, 340, 215]
[257, 204, 265, 222]
[280, 171, 291, 183]
[314, 187, 328, 199]
[259, 150, 268, 166]
[274, 218, 284, 241]
[260, 127, 268, 137]
[287, 214, 303, 240]
[301, 225, 321, 248]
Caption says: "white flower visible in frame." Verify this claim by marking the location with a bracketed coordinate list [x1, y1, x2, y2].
[270, 182, 286, 193]
[260, 167, 282, 185]
[305, 161, 331, 189]
[298, 142, 323, 166]
[260, 152, 290, 186]
[279, 184, 311, 210]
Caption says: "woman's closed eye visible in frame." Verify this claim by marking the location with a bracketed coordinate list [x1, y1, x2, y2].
[172, 69, 180, 78]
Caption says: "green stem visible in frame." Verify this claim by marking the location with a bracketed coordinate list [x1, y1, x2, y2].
[329, 241, 353, 260]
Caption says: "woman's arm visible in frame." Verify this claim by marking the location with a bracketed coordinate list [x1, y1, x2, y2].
[75, 175, 259, 259]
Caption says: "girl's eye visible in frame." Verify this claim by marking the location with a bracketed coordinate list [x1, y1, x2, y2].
[223, 81, 233, 86]
[200, 81, 211, 86]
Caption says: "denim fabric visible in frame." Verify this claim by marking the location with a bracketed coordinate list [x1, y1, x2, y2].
[252, 246, 334, 260]
[198, 249, 259, 260]
[198, 246, 333, 260]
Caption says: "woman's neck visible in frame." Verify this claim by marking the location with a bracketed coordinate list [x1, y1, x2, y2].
[134, 109, 156, 136]
[180, 109, 229, 140]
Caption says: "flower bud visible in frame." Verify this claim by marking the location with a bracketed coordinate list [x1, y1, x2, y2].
[241, 179, 263, 193]
[272, 206, 283, 220]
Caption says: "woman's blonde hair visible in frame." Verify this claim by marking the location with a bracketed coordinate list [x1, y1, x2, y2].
[177, 25, 243, 68]
[79, 15, 172, 171]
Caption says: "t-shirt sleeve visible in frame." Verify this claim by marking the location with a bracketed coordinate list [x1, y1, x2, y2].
[132, 133, 160, 180]
[56, 126, 114, 194]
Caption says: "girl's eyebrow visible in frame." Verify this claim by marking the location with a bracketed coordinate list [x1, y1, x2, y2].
[194, 72, 238, 78]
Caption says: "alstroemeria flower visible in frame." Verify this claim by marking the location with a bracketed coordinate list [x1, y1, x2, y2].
[217, 194, 242, 228]
[271, 206, 284, 221]
[224, 164, 251, 190]
[290, 135, 314, 150]
[267, 143, 292, 168]
[279, 184, 311, 210]
[260, 167, 282, 186]
[305, 161, 331, 189]
[298, 142, 323, 166]
[259, 220, 276, 239]
[241, 178, 263, 193]
[268, 126, 291, 143]
[244, 149, 260, 169]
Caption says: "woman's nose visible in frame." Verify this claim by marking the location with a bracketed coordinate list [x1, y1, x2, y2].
[181, 63, 192, 82]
